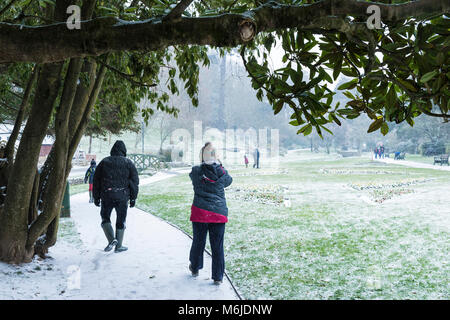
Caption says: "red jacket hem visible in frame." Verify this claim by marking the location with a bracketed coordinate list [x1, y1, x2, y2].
[190, 205, 228, 223]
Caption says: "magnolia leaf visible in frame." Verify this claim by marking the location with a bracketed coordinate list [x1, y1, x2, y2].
[420, 70, 438, 83]
[367, 118, 384, 133]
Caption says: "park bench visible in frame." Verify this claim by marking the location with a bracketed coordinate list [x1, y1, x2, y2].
[433, 154, 449, 166]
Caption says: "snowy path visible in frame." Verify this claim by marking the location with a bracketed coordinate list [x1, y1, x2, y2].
[376, 158, 450, 172]
[0, 169, 239, 300]
[68, 169, 239, 299]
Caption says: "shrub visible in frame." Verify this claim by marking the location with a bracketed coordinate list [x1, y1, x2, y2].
[420, 141, 446, 156]
[394, 141, 417, 154]
[159, 148, 172, 162]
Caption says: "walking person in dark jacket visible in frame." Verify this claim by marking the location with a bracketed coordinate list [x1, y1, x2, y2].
[189, 142, 233, 285]
[84, 159, 97, 203]
[253, 148, 260, 168]
[93, 140, 139, 253]
[380, 145, 385, 159]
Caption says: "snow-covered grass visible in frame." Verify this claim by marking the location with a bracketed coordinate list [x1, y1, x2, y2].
[405, 154, 441, 165]
[69, 184, 89, 195]
[0, 218, 82, 299]
[137, 153, 450, 300]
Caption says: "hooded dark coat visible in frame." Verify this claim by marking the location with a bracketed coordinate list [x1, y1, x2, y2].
[189, 163, 232, 223]
[84, 162, 96, 184]
[93, 141, 139, 202]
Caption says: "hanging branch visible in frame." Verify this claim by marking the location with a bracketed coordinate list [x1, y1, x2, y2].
[95, 59, 157, 87]
[0, 0, 447, 63]
[163, 0, 195, 21]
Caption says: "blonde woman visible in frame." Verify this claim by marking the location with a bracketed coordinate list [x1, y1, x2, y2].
[188, 142, 232, 285]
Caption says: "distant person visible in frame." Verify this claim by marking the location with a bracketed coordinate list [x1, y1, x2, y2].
[253, 148, 260, 168]
[188, 142, 233, 285]
[380, 145, 385, 158]
[84, 159, 97, 203]
[93, 140, 139, 253]
[244, 155, 249, 168]
[374, 147, 378, 159]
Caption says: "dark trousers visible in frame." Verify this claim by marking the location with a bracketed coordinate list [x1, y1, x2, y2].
[100, 199, 128, 229]
[189, 222, 226, 281]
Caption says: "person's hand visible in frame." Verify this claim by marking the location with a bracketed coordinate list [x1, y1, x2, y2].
[130, 199, 135, 208]
[94, 198, 100, 207]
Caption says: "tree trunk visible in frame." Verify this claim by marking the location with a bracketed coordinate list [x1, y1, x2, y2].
[32, 60, 106, 256]
[88, 135, 92, 154]
[135, 131, 141, 150]
[217, 54, 226, 130]
[159, 116, 164, 154]
[4, 66, 38, 163]
[0, 66, 39, 202]
[0, 1, 99, 263]
[27, 57, 84, 255]
[32, 59, 103, 256]
[28, 170, 40, 226]
[0, 62, 64, 263]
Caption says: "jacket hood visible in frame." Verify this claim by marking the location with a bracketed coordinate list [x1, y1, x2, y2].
[110, 140, 127, 157]
[201, 162, 223, 181]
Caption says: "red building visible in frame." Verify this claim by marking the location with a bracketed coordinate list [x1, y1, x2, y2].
[39, 144, 53, 157]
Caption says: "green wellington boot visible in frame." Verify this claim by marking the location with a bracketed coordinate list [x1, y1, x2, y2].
[115, 228, 128, 253]
[101, 222, 118, 252]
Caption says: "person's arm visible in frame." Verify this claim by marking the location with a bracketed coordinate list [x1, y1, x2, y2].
[84, 168, 90, 184]
[189, 167, 195, 181]
[128, 161, 139, 201]
[219, 166, 233, 188]
[92, 162, 103, 201]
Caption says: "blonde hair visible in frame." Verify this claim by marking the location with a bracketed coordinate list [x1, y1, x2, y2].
[200, 142, 216, 164]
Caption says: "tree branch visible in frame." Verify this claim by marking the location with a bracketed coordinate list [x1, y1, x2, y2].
[4, 65, 39, 162]
[95, 59, 157, 87]
[0, 0, 19, 18]
[0, 100, 19, 112]
[0, 0, 448, 63]
[420, 109, 449, 120]
[163, 0, 194, 21]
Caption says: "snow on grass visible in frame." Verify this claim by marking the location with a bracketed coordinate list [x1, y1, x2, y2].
[69, 183, 90, 195]
[137, 153, 450, 300]
[227, 184, 288, 206]
[0, 218, 83, 299]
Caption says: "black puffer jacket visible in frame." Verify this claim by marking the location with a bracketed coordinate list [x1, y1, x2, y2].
[93, 141, 139, 202]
